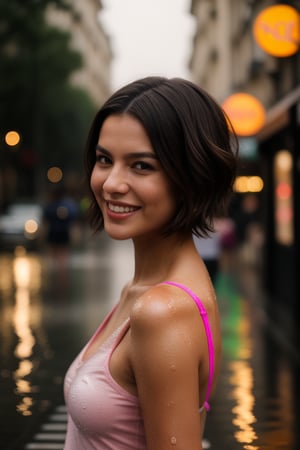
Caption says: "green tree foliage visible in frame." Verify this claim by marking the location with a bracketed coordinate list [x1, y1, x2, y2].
[0, 0, 96, 182]
[42, 84, 96, 169]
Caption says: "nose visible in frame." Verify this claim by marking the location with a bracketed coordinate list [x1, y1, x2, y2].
[102, 165, 129, 194]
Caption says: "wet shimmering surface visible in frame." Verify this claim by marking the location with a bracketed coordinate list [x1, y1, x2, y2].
[0, 237, 299, 449]
[204, 271, 299, 449]
[0, 235, 132, 449]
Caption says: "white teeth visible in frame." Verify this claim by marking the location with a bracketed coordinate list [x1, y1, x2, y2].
[108, 203, 136, 213]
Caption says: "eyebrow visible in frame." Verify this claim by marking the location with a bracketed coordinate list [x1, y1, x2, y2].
[96, 144, 157, 160]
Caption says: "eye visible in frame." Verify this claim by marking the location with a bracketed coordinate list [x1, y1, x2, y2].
[96, 153, 111, 165]
[133, 161, 154, 171]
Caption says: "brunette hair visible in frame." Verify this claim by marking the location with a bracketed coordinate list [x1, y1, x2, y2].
[84, 76, 238, 237]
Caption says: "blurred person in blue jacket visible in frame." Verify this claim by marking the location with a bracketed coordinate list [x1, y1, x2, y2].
[43, 185, 78, 254]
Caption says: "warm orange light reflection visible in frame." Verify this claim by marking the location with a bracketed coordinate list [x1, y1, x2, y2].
[13, 289, 35, 359]
[253, 5, 300, 57]
[0, 250, 45, 417]
[234, 176, 264, 193]
[14, 359, 33, 378]
[5, 130, 21, 146]
[13, 254, 35, 416]
[228, 301, 258, 449]
[16, 396, 33, 416]
[222, 93, 266, 136]
[230, 361, 258, 445]
[12, 250, 42, 416]
[47, 166, 63, 183]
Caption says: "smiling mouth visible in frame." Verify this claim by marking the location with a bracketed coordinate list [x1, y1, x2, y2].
[107, 202, 139, 213]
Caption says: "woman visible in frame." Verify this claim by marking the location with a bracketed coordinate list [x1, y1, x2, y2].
[64, 77, 238, 450]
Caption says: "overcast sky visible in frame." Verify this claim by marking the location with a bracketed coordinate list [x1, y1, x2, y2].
[100, 0, 195, 90]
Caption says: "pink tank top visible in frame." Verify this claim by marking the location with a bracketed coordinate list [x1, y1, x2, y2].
[63, 282, 215, 450]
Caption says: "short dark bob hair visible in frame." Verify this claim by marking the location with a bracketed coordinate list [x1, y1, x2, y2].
[85, 76, 238, 237]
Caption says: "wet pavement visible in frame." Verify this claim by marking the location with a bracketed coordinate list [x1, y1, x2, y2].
[0, 235, 299, 450]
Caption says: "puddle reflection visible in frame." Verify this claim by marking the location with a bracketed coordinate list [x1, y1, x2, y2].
[217, 274, 259, 449]
[228, 312, 259, 450]
[215, 270, 297, 449]
[0, 247, 43, 416]
[229, 360, 258, 449]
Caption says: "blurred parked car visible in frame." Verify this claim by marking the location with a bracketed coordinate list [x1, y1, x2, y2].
[0, 203, 43, 251]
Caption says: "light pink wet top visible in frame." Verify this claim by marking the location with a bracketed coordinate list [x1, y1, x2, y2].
[63, 282, 215, 450]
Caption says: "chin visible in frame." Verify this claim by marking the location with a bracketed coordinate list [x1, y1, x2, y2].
[103, 221, 168, 242]
[103, 226, 132, 241]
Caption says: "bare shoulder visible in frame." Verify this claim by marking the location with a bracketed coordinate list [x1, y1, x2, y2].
[130, 283, 201, 334]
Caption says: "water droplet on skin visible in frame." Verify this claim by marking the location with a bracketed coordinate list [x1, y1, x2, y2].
[170, 364, 176, 372]
[170, 436, 177, 445]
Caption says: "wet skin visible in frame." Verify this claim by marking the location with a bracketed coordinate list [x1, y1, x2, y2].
[87, 113, 221, 450]
[90, 113, 177, 242]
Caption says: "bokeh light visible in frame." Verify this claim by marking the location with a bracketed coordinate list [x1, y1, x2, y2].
[234, 176, 264, 193]
[47, 166, 63, 183]
[5, 130, 21, 147]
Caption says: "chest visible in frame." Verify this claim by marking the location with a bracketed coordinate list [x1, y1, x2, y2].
[64, 342, 144, 445]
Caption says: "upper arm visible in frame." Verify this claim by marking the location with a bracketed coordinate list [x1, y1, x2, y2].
[129, 289, 205, 450]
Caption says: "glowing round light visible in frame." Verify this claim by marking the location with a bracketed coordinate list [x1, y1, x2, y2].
[253, 5, 300, 57]
[5, 130, 21, 146]
[248, 176, 264, 192]
[234, 176, 264, 193]
[276, 150, 292, 171]
[25, 219, 38, 234]
[47, 166, 63, 183]
[234, 176, 248, 193]
[222, 93, 266, 136]
[24, 220, 39, 239]
[276, 182, 292, 199]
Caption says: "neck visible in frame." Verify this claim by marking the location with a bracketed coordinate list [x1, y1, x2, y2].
[130, 232, 193, 287]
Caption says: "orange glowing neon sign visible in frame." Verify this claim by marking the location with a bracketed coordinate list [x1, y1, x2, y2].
[222, 93, 266, 136]
[253, 5, 300, 57]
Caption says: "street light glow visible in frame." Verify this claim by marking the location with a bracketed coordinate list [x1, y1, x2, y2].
[47, 166, 63, 183]
[5, 131, 21, 147]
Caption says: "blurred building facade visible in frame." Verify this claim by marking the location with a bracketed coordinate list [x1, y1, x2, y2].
[189, 0, 300, 347]
[47, 0, 112, 104]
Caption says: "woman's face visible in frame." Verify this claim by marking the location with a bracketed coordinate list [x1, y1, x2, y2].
[90, 114, 177, 241]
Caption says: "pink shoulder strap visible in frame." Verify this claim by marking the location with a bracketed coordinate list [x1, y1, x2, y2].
[161, 281, 215, 412]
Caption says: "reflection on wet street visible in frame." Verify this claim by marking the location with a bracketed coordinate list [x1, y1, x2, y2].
[0, 235, 133, 450]
[12, 250, 40, 417]
[0, 237, 299, 449]
[205, 268, 299, 449]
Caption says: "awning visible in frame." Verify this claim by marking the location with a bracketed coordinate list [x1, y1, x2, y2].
[257, 84, 300, 141]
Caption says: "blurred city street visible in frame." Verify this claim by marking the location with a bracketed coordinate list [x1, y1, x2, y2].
[0, 235, 299, 450]
[1, 2, 300, 449]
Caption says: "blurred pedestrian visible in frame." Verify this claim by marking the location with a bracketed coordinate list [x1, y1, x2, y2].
[193, 228, 221, 283]
[43, 185, 78, 264]
[233, 193, 259, 245]
[218, 216, 237, 273]
[63, 77, 238, 450]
